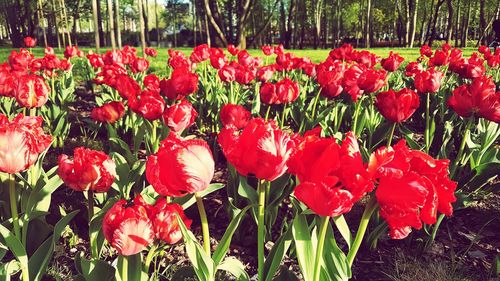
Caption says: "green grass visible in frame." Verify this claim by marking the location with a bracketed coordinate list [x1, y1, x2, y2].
[0, 46, 477, 77]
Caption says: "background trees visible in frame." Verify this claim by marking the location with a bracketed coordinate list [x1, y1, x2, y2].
[0, 0, 498, 49]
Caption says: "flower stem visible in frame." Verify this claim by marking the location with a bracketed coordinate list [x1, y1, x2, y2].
[257, 180, 267, 281]
[450, 117, 473, 178]
[8, 175, 21, 240]
[425, 93, 431, 153]
[352, 99, 363, 136]
[280, 104, 287, 128]
[144, 244, 157, 274]
[313, 216, 330, 281]
[387, 122, 397, 147]
[88, 189, 94, 224]
[195, 192, 210, 254]
[265, 105, 271, 121]
[121, 255, 128, 281]
[311, 90, 321, 120]
[347, 196, 377, 267]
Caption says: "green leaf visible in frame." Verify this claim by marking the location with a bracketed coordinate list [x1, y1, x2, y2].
[264, 224, 293, 281]
[0, 225, 28, 280]
[292, 213, 315, 281]
[28, 210, 79, 281]
[177, 214, 215, 281]
[322, 223, 351, 281]
[237, 176, 258, 204]
[212, 205, 253, 265]
[76, 252, 115, 281]
[272, 266, 300, 281]
[333, 215, 352, 249]
[173, 183, 224, 210]
[116, 254, 146, 281]
[89, 197, 119, 258]
[217, 257, 250, 281]
[109, 137, 135, 165]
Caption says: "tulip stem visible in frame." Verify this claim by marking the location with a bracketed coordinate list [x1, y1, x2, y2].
[352, 99, 363, 136]
[121, 255, 128, 281]
[450, 117, 473, 178]
[88, 189, 94, 224]
[195, 192, 210, 254]
[311, 90, 321, 120]
[425, 93, 431, 153]
[257, 180, 267, 281]
[8, 174, 21, 240]
[387, 122, 397, 147]
[347, 196, 377, 267]
[280, 104, 287, 128]
[144, 244, 157, 273]
[313, 216, 330, 281]
[265, 105, 271, 121]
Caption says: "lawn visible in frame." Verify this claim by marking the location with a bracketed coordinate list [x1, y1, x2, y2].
[0, 46, 477, 77]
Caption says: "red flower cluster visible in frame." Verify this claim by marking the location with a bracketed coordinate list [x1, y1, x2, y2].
[381, 51, 405, 72]
[160, 68, 199, 100]
[0, 114, 52, 174]
[414, 68, 443, 93]
[260, 77, 300, 104]
[220, 104, 251, 129]
[218, 118, 296, 181]
[146, 133, 215, 197]
[288, 132, 373, 217]
[369, 141, 457, 239]
[91, 101, 126, 124]
[375, 88, 420, 123]
[448, 76, 499, 123]
[58, 147, 116, 193]
[103, 195, 191, 256]
[163, 99, 198, 134]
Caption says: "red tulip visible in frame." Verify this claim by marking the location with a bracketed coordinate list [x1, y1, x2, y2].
[163, 99, 198, 134]
[235, 66, 255, 85]
[414, 68, 443, 93]
[102, 50, 124, 66]
[429, 49, 449, 66]
[218, 118, 295, 181]
[448, 76, 499, 123]
[13, 74, 50, 108]
[369, 141, 457, 239]
[289, 132, 373, 217]
[168, 49, 191, 70]
[0, 63, 14, 97]
[404, 61, 424, 77]
[113, 74, 141, 100]
[256, 65, 276, 82]
[209, 48, 228, 69]
[317, 61, 345, 99]
[58, 147, 116, 192]
[87, 53, 104, 68]
[131, 57, 150, 73]
[218, 64, 236, 82]
[0, 114, 52, 174]
[276, 78, 299, 103]
[144, 47, 158, 57]
[227, 44, 239, 56]
[329, 43, 355, 61]
[261, 45, 274, 56]
[64, 46, 79, 58]
[375, 88, 420, 123]
[146, 133, 215, 197]
[381, 52, 405, 72]
[260, 82, 278, 104]
[159, 69, 199, 100]
[419, 45, 433, 57]
[150, 198, 192, 244]
[220, 104, 251, 129]
[354, 50, 379, 68]
[8, 49, 33, 72]
[190, 44, 210, 63]
[24, 37, 37, 48]
[342, 64, 365, 101]
[357, 68, 387, 93]
[238, 50, 258, 69]
[91, 101, 126, 124]
[143, 74, 160, 91]
[129, 90, 166, 121]
[42, 54, 61, 71]
[103, 196, 154, 256]
[274, 44, 285, 55]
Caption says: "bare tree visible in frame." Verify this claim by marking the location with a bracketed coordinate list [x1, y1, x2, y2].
[115, 0, 121, 48]
[445, 0, 453, 42]
[137, 0, 146, 55]
[365, 0, 372, 47]
[106, 0, 115, 49]
[409, 0, 418, 47]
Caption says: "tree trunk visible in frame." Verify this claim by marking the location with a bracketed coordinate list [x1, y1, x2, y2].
[204, 10, 211, 46]
[461, 0, 471, 47]
[91, 0, 100, 52]
[313, 0, 323, 49]
[115, 0, 122, 48]
[409, 0, 418, 47]
[454, 0, 461, 46]
[142, 0, 149, 45]
[404, 0, 410, 46]
[106, 0, 115, 49]
[478, 0, 486, 44]
[38, 0, 48, 47]
[427, 0, 445, 46]
[365, 0, 371, 47]
[203, 0, 227, 45]
[71, 0, 80, 45]
[445, 0, 453, 43]
[59, 0, 71, 46]
[137, 0, 146, 53]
